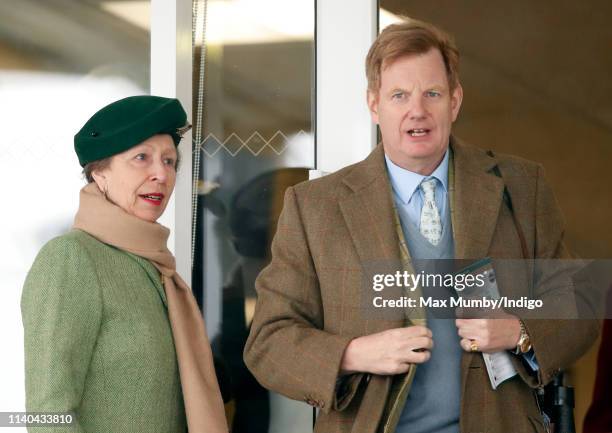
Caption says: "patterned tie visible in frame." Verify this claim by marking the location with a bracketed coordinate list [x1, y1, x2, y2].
[419, 178, 442, 245]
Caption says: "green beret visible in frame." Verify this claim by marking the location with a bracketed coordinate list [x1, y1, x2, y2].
[74, 95, 190, 167]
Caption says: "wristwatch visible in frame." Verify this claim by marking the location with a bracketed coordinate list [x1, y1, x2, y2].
[513, 319, 532, 354]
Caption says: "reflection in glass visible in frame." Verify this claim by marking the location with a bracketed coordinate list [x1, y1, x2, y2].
[192, 1, 315, 432]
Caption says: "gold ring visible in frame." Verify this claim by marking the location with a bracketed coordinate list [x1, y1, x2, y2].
[469, 339, 479, 352]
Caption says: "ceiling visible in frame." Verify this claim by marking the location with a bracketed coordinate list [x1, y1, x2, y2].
[0, 0, 149, 87]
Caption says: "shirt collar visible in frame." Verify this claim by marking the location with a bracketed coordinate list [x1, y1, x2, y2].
[384, 149, 450, 205]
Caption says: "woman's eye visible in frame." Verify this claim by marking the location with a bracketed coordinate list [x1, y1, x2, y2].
[164, 158, 175, 166]
[392, 92, 405, 100]
[135, 153, 146, 161]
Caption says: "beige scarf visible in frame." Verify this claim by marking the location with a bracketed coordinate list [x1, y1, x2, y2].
[73, 183, 229, 433]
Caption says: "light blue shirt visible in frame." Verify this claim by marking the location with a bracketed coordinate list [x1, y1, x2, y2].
[384, 150, 449, 232]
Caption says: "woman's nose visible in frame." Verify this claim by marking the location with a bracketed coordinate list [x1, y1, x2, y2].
[150, 159, 168, 182]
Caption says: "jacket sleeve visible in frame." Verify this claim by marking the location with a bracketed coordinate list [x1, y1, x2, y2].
[244, 187, 354, 413]
[511, 165, 601, 387]
[21, 236, 103, 432]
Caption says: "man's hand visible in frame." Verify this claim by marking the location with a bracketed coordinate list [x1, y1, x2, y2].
[455, 310, 521, 353]
[339, 326, 433, 375]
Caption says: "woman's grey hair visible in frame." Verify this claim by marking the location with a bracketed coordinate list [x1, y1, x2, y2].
[82, 157, 112, 183]
[82, 149, 182, 183]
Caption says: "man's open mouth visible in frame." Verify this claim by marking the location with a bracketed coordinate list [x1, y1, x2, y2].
[407, 128, 430, 137]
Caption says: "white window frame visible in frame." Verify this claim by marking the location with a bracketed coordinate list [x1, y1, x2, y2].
[151, 0, 193, 284]
[313, 0, 378, 178]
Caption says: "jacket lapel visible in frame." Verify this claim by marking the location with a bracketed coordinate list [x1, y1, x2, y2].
[451, 138, 504, 260]
[450, 138, 507, 419]
[125, 251, 168, 307]
[339, 145, 404, 334]
[339, 169, 401, 264]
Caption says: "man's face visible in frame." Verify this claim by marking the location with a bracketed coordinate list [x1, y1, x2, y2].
[367, 49, 463, 174]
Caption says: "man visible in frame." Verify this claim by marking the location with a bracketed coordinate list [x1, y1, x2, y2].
[244, 18, 598, 433]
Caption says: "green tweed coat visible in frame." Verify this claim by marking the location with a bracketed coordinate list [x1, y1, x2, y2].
[21, 229, 187, 433]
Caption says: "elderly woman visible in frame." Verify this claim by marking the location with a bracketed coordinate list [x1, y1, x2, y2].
[21, 96, 228, 433]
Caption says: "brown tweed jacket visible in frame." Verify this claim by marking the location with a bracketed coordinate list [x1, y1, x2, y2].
[244, 138, 599, 433]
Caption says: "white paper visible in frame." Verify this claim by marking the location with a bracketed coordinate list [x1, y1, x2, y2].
[483, 351, 518, 389]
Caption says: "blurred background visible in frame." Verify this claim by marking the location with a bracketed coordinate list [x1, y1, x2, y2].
[0, 0, 151, 426]
[1, 1, 610, 432]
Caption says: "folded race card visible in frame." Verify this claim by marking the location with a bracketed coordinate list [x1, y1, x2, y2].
[456, 258, 518, 390]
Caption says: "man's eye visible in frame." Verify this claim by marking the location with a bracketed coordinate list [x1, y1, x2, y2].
[164, 158, 176, 166]
[392, 92, 405, 100]
[426, 91, 441, 97]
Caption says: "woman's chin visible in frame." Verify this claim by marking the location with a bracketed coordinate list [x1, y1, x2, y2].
[130, 208, 163, 223]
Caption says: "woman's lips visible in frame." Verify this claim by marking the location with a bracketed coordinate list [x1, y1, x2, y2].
[139, 193, 164, 206]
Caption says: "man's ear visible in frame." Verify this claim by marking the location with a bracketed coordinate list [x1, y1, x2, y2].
[367, 89, 380, 124]
[450, 83, 463, 122]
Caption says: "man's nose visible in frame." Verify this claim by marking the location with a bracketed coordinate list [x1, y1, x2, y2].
[407, 94, 426, 120]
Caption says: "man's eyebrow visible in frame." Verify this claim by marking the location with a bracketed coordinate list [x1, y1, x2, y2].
[425, 83, 448, 91]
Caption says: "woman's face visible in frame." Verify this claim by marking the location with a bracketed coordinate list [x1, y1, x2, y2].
[92, 134, 177, 222]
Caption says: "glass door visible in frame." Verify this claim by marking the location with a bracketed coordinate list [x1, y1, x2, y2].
[192, 1, 315, 431]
